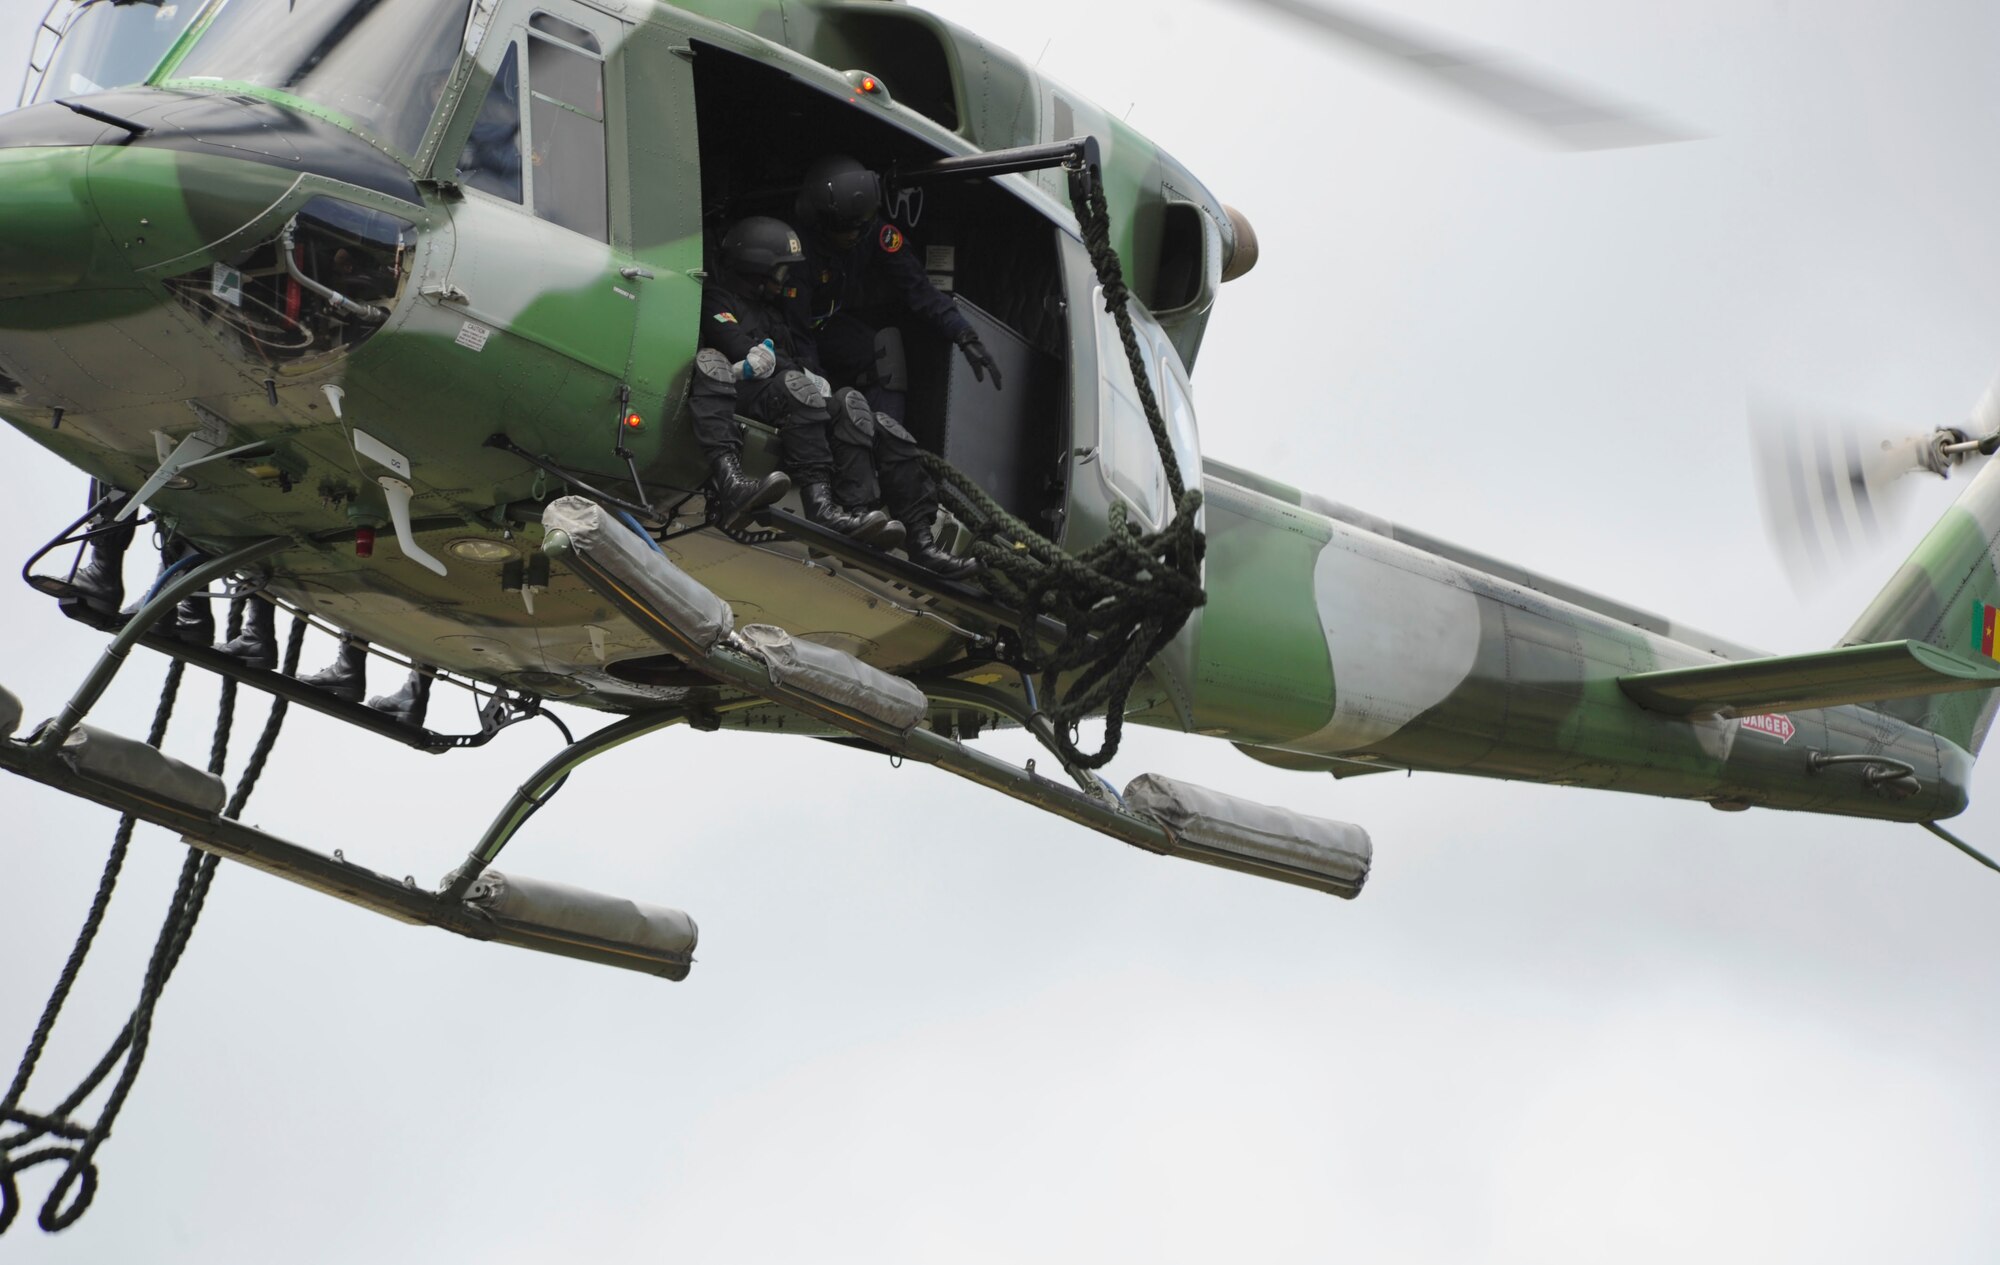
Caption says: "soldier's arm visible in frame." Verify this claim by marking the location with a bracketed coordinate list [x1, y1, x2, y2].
[875, 229, 973, 340]
[699, 288, 769, 363]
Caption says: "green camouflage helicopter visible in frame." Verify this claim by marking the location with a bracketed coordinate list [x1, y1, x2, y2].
[2, 0, 1999, 993]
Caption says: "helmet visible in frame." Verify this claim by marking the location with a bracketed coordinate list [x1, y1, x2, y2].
[719, 216, 806, 283]
[796, 155, 882, 232]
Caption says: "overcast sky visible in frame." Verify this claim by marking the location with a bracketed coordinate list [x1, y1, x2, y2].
[4, 1, 2000, 1260]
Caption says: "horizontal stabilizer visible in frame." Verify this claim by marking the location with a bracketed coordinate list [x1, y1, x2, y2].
[1619, 639, 2000, 719]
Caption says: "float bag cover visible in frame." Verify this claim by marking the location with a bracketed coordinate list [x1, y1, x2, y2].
[61, 723, 228, 815]
[1122, 772, 1372, 898]
[0, 684, 20, 739]
[736, 623, 928, 732]
[542, 496, 733, 652]
[463, 869, 698, 975]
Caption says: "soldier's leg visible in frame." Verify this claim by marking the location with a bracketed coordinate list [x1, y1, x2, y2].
[65, 480, 134, 611]
[692, 349, 788, 522]
[871, 411, 975, 579]
[750, 373, 889, 541]
[300, 635, 368, 701]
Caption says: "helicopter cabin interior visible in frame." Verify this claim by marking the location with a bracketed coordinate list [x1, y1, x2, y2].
[686, 42, 1072, 537]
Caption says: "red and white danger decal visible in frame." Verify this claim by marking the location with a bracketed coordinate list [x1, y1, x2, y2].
[1741, 713, 1796, 743]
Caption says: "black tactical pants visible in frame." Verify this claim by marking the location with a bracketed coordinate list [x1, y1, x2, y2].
[688, 366, 834, 486]
[816, 313, 938, 527]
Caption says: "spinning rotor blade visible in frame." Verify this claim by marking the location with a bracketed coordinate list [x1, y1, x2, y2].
[1231, 0, 1698, 151]
[1748, 399, 1978, 591]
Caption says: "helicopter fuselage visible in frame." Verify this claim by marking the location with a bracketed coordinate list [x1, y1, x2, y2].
[0, 0, 1981, 829]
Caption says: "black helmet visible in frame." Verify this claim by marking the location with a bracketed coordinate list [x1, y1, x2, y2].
[796, 155, 882, 232]
[719, 216, 806, 282]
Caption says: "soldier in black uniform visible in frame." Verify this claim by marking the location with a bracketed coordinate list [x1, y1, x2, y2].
[689, 215, 895, 545]
[792, 155, 1002, 580]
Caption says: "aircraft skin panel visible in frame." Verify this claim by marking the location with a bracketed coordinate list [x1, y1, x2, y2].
[1183, 468, 1971, 824]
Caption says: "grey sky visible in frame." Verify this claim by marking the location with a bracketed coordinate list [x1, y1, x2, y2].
[2, 1, 1998, 1260]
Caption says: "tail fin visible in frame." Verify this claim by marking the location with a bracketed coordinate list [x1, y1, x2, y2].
[1845, 456, 2000, 754]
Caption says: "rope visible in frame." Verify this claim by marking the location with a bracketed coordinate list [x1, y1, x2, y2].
[921, 166, 1206, 769]
[0, 611, 307, 1235]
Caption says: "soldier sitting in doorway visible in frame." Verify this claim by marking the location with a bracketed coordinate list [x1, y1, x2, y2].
[688, 215, 898, 547]
[790, 155, 1001, 581]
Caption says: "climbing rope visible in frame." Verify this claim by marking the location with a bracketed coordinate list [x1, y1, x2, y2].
[921, 164, 1206, 770]
[0, 604, 307, 1236]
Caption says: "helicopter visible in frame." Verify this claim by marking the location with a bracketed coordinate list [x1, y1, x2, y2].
[3, 0, 2000, 1248]
[1, 0, 1999, 984]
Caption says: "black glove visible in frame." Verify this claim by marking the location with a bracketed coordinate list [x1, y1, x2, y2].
[955, 330, 1003, 390]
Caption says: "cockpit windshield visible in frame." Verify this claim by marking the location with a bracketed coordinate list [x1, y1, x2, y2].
[166, 0, 473, 162]
[26, 0, 204, 105]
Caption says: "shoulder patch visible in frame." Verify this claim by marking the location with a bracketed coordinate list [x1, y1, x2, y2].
[878, 224, 904, 254]
[712, 311, 737, 323]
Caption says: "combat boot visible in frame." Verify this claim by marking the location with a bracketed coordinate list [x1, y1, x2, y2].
[799, 482, 890, 540]
[120, 561, 215, 646]
[216, 595, 277, 670]
[709, 453, 790, 524]
[906, 520, 979, 581]
[849, 512, 906, 551]
[66, 514, 134, 612]
[299, 638, 368, 702]
[368, 669, 432, 727]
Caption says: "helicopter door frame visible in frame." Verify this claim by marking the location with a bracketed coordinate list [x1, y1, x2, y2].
[425, 0, 649, 462]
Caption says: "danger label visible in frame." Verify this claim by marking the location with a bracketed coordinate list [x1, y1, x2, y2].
[1741, 713, 1796, 743]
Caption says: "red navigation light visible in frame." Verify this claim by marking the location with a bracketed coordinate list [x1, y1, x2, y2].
[860, 76, 878, 93]
[355, 526, 375, 558]
[624, 412, 645, 430]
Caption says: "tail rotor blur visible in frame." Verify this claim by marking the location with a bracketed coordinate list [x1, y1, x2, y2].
[1750, 384, 2000, 591]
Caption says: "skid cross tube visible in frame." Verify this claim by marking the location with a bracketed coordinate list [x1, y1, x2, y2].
[440, 708, 691, 901]
[33, 538, 288, 752]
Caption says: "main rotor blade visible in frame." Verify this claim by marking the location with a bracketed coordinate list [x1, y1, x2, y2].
[1232, 0, 1698, 151]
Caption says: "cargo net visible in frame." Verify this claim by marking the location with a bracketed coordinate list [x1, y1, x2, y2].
[921, 168, 1206, 770]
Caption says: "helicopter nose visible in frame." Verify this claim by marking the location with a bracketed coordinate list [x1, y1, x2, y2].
[0, 90, 422, 298]
[0, 128, 119, 299]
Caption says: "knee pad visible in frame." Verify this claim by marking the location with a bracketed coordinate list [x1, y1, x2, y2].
[832, 389, 876, 446]
[874, 411, 917, 446]
[782, 369, 826, 410]
[695, 347, 735, 384]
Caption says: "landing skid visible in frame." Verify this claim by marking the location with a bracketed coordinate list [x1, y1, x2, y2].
[3, 505, 1372, 988]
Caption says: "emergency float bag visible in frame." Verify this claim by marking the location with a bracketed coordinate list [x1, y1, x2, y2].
[59, 724, 228, 815]
[541, 496, 733, 652]
[462, 870, 698, 980]
[1122, 772, 1372, 898]
[735, 623, 928, 732]
[0, 684, 21, 739]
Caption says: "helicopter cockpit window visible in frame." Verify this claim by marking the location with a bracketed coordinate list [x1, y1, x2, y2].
[27, 0, 202, 104]
[524, 17, 607, 241]
[166, 0, 473, 163]
[527, 12, 598, 54]
[455, 43, 523, 203]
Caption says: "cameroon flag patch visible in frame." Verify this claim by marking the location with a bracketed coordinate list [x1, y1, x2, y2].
[1974, 601, 2000, 659]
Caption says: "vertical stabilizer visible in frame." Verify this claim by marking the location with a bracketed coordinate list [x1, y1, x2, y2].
[1845, 457, 2000, 754]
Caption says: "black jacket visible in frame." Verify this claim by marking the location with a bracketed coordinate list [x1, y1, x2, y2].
[795, 217, 972, 345]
